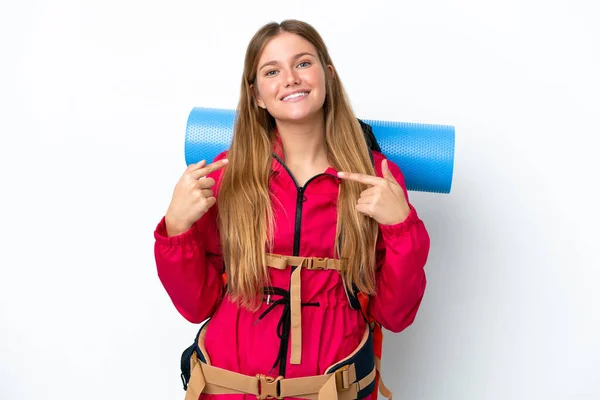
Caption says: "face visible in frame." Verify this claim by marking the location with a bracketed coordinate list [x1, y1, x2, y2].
[253, 32, 332, 124]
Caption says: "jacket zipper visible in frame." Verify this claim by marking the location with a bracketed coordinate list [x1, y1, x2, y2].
[272, 153, 337, 257]
[271, 153, 337, 377]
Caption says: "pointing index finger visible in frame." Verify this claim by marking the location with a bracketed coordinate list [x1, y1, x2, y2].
[337, 171, 381, 185]
[190, 158, 229, 179]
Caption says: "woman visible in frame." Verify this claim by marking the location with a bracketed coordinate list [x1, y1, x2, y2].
[154, 19, 430, 400]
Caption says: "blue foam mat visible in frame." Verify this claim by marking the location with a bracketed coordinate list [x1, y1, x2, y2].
[185, 107, 454, 193]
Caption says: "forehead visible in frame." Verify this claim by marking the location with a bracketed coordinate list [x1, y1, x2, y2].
[258, 32, 318, 64]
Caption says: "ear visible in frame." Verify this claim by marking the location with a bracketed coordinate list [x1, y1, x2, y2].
[327, 65, 335, 79]
[250, 83, 266, 109]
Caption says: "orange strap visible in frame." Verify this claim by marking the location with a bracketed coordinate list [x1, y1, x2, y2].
[358, 285, 391, 399]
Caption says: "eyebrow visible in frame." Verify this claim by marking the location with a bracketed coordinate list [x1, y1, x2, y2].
[258, 52, 316, 71]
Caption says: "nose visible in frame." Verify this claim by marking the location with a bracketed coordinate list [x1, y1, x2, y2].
[283, 67, 300, 87]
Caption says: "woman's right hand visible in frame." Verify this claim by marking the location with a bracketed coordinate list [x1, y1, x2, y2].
[164, 158, 229, 236]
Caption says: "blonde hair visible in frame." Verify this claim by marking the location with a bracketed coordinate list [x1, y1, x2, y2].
[217, 19, 379, 310]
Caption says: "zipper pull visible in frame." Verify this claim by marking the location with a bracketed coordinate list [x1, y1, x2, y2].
[298, 187, 307, 202]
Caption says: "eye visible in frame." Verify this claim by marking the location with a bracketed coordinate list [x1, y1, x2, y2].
[265, 69, 278, 77]
[297, 61, 311, 68]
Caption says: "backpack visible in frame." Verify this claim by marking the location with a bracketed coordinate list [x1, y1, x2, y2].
[179, 119, 391, 399]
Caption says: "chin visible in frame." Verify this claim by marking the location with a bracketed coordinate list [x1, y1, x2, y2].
[273, 105, 325, 124]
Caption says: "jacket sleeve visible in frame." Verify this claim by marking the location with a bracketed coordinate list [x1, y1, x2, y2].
[368, 156, 431, 333]
[153, 189, 224, 324]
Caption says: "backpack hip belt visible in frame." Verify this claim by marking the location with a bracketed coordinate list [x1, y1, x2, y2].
[185, 320, 376, 400]
[180, 254, 392, 400]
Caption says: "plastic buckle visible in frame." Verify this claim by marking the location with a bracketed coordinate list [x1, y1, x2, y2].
[180, 372, 188, 390]
[302, 257, 313, 269]
[304, 257, 328, 270]
[256, 374, 283, 399]
[312, 257, 327, 270]
[334, 365, 351, 391]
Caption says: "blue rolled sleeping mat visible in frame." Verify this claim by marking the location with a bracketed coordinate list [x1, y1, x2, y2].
[184, 107, 455, 193]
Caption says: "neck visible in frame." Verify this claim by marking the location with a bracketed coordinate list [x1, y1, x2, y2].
[276, 114, 328, 167]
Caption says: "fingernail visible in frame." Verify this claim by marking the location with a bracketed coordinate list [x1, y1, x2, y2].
[222, 159, 229, 164]
[337, 172, 345, 177]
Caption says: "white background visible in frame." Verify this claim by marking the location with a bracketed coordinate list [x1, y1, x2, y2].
[1, 0, 599, 399]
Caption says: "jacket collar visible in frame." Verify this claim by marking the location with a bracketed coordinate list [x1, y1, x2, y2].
[270, 129, 340, 180]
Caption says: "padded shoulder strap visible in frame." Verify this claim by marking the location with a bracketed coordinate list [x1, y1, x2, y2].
[358, 118, 381, 153]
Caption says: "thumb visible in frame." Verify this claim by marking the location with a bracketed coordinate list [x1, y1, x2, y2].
[381, 159, 396, 182]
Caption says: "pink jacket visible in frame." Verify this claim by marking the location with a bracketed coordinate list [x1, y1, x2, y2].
[154, 141, 430, 398]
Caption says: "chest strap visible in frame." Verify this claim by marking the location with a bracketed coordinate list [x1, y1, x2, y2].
[265, 254, 342, 365]
[265, 254, 342, 271]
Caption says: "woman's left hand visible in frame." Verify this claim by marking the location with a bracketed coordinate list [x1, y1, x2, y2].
[337, 159, 411, 225]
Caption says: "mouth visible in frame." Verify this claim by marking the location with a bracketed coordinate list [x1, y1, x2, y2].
[281, 91, 310, 101]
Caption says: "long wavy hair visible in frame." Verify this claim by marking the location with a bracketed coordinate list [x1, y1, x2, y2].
[217, 20, 379, 310]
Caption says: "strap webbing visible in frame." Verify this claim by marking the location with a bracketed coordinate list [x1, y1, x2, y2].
[185, 351, 374, 400]
[203, 253, 392, 400]
[264, 254, 341, 365]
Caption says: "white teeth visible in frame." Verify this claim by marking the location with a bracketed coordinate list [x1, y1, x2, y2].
[283, 92, 308, 101]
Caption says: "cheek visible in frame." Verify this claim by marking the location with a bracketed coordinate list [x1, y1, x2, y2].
[257, 80, 279, 102]
[312, 78, 328, 102]
[308, 72, 327, 93]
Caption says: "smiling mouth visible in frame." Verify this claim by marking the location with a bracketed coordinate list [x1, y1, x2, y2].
[281, 91, 309, 101]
